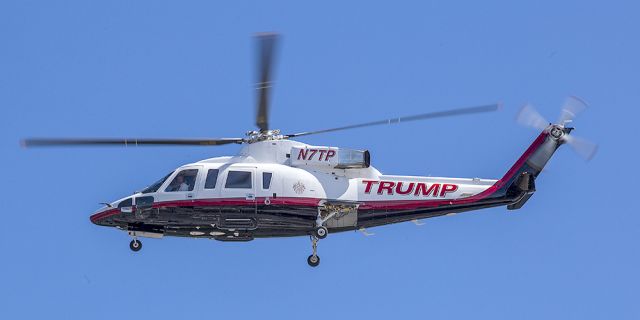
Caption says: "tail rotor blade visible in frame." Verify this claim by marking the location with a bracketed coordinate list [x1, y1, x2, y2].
[516, 103, 549, 131]
[557, 95, 588, 124]
[563, 135, 598, 161]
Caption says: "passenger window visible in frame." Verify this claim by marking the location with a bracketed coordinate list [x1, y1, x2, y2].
[262, 172, 272, 189]
[205, 169, 219, 189]
[165, 169, 199, 192]
[225, 171, 252, 189]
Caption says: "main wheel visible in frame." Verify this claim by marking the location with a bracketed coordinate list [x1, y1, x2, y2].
[307, 254, 320, 267]
[314, 226, 328, 239]
[129, 239, 142, 252]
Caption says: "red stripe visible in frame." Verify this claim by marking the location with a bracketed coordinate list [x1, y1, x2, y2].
[90, 208, 120, 222]
[495, 132, 548, 189]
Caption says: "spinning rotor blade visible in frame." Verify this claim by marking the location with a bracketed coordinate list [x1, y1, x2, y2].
[255, 33, 279, 132]
[285, 103, 500, 138]
[515, 96, 598, 161]
[516, 103, 549, 131]
[21, 137, 244, 148]
[562, 134, 598, 161]
[557, 95, 588, 125]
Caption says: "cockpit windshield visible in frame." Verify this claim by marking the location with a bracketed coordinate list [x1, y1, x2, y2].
[140, 172, 173, 194]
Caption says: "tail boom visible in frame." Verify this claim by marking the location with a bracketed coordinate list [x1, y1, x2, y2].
[355, 127, 566, 228]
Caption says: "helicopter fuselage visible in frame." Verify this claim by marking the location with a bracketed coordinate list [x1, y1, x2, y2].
[90, 128, 559, 242]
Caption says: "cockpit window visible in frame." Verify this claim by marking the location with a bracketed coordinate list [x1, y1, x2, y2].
[140, 172, 173, 194]
[117, 198, 133, 208]
[165, 169, 199, 192]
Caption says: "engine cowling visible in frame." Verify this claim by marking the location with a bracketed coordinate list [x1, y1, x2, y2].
[291, 146, 370, 169]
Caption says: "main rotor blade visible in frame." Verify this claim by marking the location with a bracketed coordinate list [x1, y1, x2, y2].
[255, 33, 279, 132]
[21, 138, 244, 147]
[285, 103, 500, 138]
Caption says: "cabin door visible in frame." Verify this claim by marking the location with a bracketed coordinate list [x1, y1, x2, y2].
[218, 167, 257, 230]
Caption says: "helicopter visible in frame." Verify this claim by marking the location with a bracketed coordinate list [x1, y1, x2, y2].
[22, 33, 597, 267]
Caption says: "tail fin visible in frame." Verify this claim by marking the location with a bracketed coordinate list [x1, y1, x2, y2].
[501, 97, 597, 210]
[495, 126, 570, 209]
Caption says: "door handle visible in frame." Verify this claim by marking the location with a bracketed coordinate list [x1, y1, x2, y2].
[245, 193, 255, 200]
[187, 193, 194, 198]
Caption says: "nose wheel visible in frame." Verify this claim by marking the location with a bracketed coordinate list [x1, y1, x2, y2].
[129, 239, 142, 252]
[307, 236, 320, 267]
[307, 253, 320, 267]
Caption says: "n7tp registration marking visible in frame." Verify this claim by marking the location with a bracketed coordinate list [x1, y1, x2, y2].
[297, 148, 336, 161]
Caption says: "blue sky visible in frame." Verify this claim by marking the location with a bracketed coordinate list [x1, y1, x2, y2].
[1, 1, 638, 319]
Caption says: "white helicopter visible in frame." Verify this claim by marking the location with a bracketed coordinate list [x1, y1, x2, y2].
[22, 34, 597, 267]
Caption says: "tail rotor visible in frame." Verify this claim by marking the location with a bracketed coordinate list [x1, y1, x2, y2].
[516, 96, 598, 161]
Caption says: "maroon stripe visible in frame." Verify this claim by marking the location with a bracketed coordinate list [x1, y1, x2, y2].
[90, 208, 120, 222]
[494, 131, 548, 189]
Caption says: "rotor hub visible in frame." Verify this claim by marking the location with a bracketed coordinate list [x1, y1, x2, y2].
[245, 129, 284, 143]
[549, 125, 565, 140]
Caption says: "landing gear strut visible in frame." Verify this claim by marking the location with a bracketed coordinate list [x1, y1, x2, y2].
[129, 239, 142, 252]
[307, 236, 320, 267]
[307, 208, 339, 267]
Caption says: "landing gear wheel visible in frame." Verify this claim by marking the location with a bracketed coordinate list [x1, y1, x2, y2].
[307, 254, 320, 267]
[313, 226, 328, 239]
[129, 239, 142, 252]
